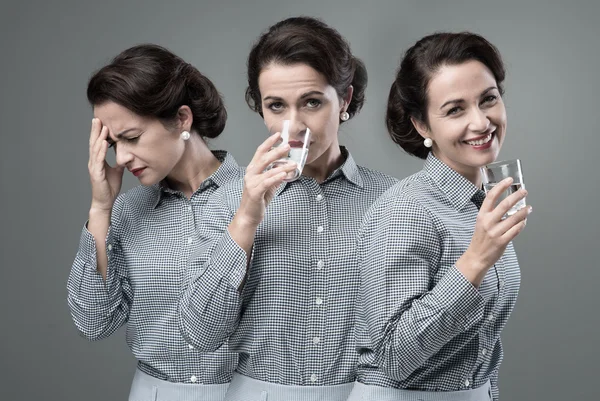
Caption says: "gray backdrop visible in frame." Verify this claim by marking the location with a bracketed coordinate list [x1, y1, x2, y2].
[1, 0, 598, 400]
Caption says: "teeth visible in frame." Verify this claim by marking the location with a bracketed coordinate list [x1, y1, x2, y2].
[466, 133, 492, 146]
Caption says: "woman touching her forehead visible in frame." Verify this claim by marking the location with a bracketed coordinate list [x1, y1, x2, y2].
[67, 44, 243, 401]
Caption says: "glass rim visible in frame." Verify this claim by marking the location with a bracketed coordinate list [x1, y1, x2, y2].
[482, 158, 522, 169]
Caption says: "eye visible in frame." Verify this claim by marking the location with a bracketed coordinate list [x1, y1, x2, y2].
[107, 139, 115, 148]
[267, 102, 284, 112]
[306, 99, 322, 109]
[125, 136, 140, 143]
[482, 95, 498, 104]
[446, 106, 462, 116]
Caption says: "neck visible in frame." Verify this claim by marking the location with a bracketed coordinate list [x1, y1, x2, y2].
[431, 150, 483, 188]
[165, 135, 221, 199]
[302, 142, 344, 184]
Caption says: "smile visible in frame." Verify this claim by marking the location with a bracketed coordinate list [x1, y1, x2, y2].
[464, 131, 494, 146]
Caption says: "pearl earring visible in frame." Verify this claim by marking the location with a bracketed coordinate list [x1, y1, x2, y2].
[181, 131, 190, 141]
[340, 111, 349, 121]
[423, 138, 433, 148]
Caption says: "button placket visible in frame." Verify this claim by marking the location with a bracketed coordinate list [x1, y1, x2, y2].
[307, 182, 328, 385]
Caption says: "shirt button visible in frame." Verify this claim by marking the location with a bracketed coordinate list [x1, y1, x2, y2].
[188, 205, 193, 212]
[315, 297, 323, 305]
[310, 374, 317, 383]
[464, 379, 470, 387]
[187, 237, 193, 244]
[482, 349, 487, 356]
[313, 336, 321, 344]
[316, 260, 324, 269]
[190, 375, 198, 383]
[107, 244, 112, 251]
[488, 314, 495, 321]
[316, 226, 324, 233]
[316, 194, 323, 201]
[499, 279, 505, 288]
[188, 344, 194, 349]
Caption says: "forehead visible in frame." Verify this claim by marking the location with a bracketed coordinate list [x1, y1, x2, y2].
[258, 63, 333, 98]
[93, 102, 147, 136]
[427, 60, 497, 105]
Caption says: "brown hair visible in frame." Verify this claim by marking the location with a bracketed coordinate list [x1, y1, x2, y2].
[386, 32, 506, 158]
[245, 16, 367, 122]
[87, 44, 226, 139]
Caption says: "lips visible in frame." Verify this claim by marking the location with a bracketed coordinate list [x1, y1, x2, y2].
[288, 140, 305, 148]
[464, 129, 496, 146]
[130, 167, 146, 177]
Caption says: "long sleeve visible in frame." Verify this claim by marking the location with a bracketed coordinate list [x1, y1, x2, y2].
[178, 187, 248, 352]
[66, 197, 133, 340]
[358, 194, 486, 382]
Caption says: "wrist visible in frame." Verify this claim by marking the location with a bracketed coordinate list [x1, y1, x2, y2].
[89, 206, 112, 219]
[456, 250, 488, 288]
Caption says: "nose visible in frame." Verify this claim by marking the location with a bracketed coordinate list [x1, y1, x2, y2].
[287, 119, 309, 140]
[468, 108, 490, 133]
[115, 143, 134, 167]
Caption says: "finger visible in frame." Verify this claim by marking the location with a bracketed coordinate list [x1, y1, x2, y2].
[492, 204, 532, 237]
[258, 171, 288, 191]
[89, 118, 100, 154]
[490, 188, 528, 222]
[96, 138, 109, 165]
[259, 144, 293, 169]
[247, 133, 284, 173]
[480, 177, 513, 213]
[92, 126, 109, 158]
[501, 218, 527, 243]
[245, 163, 296, 193]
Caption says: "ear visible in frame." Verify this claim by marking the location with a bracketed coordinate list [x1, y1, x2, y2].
[176, 105, 194, 132]
[341, 85, 354, 112]
[410, 116, 430, 140]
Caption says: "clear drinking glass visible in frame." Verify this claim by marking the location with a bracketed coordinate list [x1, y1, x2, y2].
[266, 119, 311, 182]
[481, 159, 526, 218]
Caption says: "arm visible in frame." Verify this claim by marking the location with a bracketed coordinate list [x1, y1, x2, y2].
[179, 133, 296, 352]
[358, 195, 485, 381]
[178, 188, 249, 352]
[66, 196, 132, 340]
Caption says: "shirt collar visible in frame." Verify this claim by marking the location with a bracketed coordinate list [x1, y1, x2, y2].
[274, 147, 363, 196]
[152, 150, 241, 208]
[423, 153, 483, 211]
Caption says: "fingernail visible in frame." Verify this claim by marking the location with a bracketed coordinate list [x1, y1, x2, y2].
[527, 206, 533, 214]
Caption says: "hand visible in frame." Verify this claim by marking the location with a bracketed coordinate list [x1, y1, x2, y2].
[88, 118, 124, 213]
[236, 132, 298, 227]
[457, 177, 531, 285]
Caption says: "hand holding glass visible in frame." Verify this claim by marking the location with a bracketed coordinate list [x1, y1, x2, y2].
[266, 120, 311, 182]
[481, 159, 526, 218]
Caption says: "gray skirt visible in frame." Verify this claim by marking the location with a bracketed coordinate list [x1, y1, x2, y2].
[347, 380, 492, 401]
[223, 372, 355, 401]
[128, 368, 229, 401]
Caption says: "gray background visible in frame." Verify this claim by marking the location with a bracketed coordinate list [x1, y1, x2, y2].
[1, 0, 598, 399]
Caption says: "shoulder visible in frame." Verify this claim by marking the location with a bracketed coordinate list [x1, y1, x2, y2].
[363, 170, 439, 227]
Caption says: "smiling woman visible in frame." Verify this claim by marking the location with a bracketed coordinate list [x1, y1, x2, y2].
[349, 32, 532, 401]
[67, 44, 244, 401]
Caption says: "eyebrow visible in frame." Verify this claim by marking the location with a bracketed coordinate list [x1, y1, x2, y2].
[263, 90, 325, 102]
[439, 86, 498, 109]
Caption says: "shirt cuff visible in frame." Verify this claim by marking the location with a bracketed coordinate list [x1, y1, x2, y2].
[209, 229, 250, 289]
[74, 223, 118, 302]
[432, 265, 485, 330]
